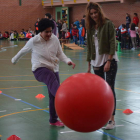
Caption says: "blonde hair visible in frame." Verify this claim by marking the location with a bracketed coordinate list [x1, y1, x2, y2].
[86, 2, 107, 30]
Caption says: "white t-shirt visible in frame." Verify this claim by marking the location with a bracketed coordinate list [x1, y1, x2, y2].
[91, 30, 119, 67]
[11, 33, 71, 72]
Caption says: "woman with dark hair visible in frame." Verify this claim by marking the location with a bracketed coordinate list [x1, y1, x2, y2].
[11, 18, 75, 127]
[129, 23, 137, 50]
[126, 13, 131, 30]
[86, 2, 119, 130]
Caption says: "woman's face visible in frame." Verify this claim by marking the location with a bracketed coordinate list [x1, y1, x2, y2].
[90, 9, 99, 23]
[40, 27, 52, 41]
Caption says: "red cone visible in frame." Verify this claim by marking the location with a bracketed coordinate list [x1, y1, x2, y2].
[35, 94, 45, 99]
[7, 135, 21, 140]
[0, 91, 2, 94]
[123, 109, 133, 115]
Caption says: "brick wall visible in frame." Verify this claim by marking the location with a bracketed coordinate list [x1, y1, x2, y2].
[0, 0, 53, 34]
[1, 1, 140, 34]
[69, 1, 140, 28]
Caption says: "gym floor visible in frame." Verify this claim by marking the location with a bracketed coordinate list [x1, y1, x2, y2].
[0, 40, 140, 140]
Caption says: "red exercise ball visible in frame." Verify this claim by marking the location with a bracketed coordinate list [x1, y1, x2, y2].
[55, 73, 114, 132]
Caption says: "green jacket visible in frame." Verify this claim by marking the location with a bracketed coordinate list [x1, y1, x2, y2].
[87, 19, 117, 62]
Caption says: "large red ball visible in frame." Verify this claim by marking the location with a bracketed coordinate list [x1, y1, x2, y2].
[55, 73, 114, 132]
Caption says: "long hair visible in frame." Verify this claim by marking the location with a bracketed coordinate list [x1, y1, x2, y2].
[131, 23, 136, 31]
[86, 2, 106, 30]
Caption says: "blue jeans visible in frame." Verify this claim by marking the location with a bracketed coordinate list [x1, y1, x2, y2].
[73, 36, 78, 44]
[79, 35, 84, 45]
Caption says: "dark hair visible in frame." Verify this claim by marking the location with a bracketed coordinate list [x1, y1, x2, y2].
[80, 22, 82, 25]
[131, 23, 136, 30]
[45, 13, 52, 19]
[122, 24, 126, 28]
[73, 24, 77, 27]
[86, 2, 107, 29]
[38, 18, 54, 32]
[83, 15, 86, 18]
[134, 13, 138, 16]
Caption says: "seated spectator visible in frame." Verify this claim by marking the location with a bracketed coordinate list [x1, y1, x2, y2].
[9, 30, 14, 41]
[14, 31, 18, 40]
[0, 32, 3, 40]
[3, 31, 9, 39]
[29, 27, 34, 37]
[19, 31, 25, 40]
[26, 30, 32, 40]
[22, 29, 26, 36]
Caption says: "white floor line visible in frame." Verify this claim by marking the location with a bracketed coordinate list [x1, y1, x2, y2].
[116, 100, 121, 101]
[0, 110, 6, 113]
[23, 108, 32, 110]
[15, 99, 21, 101]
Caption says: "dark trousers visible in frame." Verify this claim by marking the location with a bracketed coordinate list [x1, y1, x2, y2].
[93, 60, 117, 115]
[126, 23, 130, 30]
[121, 37, 127, 49]
[33, 67, 60, 123]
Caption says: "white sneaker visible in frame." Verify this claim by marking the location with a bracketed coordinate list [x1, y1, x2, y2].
[105, 121, 115, 130]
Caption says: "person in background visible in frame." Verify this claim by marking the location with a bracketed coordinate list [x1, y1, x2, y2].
[19, 31, 25, 40]
[133, 13, 139, 26]
[70, 22, 74, 41]
[126, 13, 131, 30]
[121, 24, 128, 49]
[129, 23, 137, 50]
[3, 31, 9, 39]
[72, 24, 78, 44]
[65, 29, 71, 43]
[26, 30, 32, 40]
[78, 22, 85, 46]
[22, 29, 26, 37]
[45, 13, 57, 36]
[35, 18, 40, 35]
[14, 31, 18, 41]
[9, 30, 14, 41]
[57, 19, 62, 39]
[61, 20, 67, 39]
[81, 15, 86, 40]
[0, 32, 3, 40]
[74, 19, 80, 29]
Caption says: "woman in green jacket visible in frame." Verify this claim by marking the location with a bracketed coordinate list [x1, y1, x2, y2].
[86, 2, 119, 130]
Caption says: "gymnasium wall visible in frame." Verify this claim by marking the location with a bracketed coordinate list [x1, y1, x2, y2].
[69, 1, 140, 28]
[0, 0, 53, 33]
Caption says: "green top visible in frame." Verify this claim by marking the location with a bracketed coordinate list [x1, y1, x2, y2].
[86, 19, 117, 62]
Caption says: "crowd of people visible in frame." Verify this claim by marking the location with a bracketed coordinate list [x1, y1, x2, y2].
[116, 13, 140, 50]
[0, 28, 35, 41]
[0, 14, 86, 46]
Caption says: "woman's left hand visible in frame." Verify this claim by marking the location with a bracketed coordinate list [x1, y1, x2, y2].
[68, 62, 76, 69]
[104, 61, 111, 72]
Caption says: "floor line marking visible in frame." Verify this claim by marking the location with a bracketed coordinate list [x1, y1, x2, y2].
[0, 85, 45, 90]
[0, 108, 49, 119]
[1, 93, 49, 113]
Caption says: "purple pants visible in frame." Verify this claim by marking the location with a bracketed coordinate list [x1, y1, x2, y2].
[33, 67, 60, 123]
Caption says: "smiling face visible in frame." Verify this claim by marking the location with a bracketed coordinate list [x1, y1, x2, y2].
[90, 8, 99, 23]
[40, 27, 52, 41]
